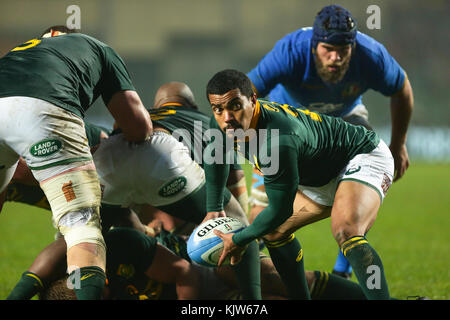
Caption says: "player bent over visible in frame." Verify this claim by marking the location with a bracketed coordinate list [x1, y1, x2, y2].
[0, 26, 152, 300]
[204, 69, 395, 300]
[96, 103, 261, 299]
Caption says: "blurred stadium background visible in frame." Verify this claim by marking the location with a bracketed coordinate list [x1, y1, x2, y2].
[0, 0, 448, 162]
[0, 0, 448, 299]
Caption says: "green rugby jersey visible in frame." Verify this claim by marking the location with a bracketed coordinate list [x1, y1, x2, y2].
[150, 104, 210, 164]
[149, 103, 242, 170]
[205, 99, 380, 246]
[0, 33, 135, 118]
[105, 227, 188, 300]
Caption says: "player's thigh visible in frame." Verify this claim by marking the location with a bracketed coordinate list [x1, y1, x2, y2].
[144, 243, 191, 283]
[331, 140, 394, 243]
[331, 180, 381, 244]
[3, 98, 93, 176]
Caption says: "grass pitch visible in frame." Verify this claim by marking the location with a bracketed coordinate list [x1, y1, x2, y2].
[0, 162, 448, 299]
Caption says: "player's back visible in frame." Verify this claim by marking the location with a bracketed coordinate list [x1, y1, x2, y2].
[233, 99, 380, 186]
[0, 33, 134, 117]
[150, 105, 210, 163]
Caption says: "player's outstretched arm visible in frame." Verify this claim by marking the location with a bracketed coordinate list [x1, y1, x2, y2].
[390, 74, 414, 181]
[144, 244, 200, 300]
[107, 90, 152, 143]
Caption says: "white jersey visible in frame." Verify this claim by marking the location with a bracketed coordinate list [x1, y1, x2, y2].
[94, 131, 205, 208]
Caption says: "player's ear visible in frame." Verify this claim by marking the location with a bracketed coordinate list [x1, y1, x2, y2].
[50, 30, 66, 37]
[251, 92, 257, 105]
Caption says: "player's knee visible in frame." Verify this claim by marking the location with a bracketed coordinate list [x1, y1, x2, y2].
[331, 219, 360, 246]
[59, 207, 106, 254]
[38, 165, 104, 252]
[262, 231, 292, 245]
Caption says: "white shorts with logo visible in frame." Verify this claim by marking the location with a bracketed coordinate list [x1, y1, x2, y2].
[298, 139, 394, 206]
[94, 131, 205, 208]
[0, 97, 103, 248]
[0, 96, 93, 189]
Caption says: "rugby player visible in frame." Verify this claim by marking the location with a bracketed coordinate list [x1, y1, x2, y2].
[8, 82, 262, 300]
[204, 69, 395, 300]
[246, 5, 414, 278]
[95, 82, 261, 299]
[0, 25, 152, 299]
[38, 226, 369, 300]
[135, 82, 249, 236]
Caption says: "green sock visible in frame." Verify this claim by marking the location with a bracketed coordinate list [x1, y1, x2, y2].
[265, 234, 311, 300]
[310, 271, 367, 300]
[232, 240, 262, 300]
[7, 271, 44, 300]
[341, 236, 390, 300]
[70, 266, 106, 300]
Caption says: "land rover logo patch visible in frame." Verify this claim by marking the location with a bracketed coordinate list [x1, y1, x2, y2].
[159, 177, 187, 197]
[30, 139, 62, 157]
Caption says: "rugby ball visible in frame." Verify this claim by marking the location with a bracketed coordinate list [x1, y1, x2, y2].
[187, 217, 246, 267]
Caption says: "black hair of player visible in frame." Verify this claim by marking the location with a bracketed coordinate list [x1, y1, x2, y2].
[39, 25, 80, 38]
[206, 69, 254, 101]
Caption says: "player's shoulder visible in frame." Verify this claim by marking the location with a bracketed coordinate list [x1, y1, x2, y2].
[355, 31, 392, 62]
[276, 27, 312, 52]
[64, 33, 107, 46]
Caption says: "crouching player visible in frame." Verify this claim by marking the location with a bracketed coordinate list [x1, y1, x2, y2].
[0, 26, 152, 300]
[38, 227, 369, 300]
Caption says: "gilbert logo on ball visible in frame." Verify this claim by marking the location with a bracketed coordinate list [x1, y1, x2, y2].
[187, 217, 246, 267]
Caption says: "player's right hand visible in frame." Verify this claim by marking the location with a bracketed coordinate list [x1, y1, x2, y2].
[201, 211, 226, 224]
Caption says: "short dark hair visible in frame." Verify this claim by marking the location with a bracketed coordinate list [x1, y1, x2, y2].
[206, 69, 254, 101]
[38, 276, 77, 300]
[39, 25, 80, 38]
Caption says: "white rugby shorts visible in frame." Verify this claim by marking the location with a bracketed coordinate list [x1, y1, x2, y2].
[298, 139, 394, 206]
[94, 131, 205, 207]
[0, 96, 92, 190]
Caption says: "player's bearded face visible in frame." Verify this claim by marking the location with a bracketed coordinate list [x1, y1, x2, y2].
[209, 89, 255, 138]
[314, 42, 352, 84]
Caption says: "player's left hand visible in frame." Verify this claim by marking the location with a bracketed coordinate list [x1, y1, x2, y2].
[214, 230, 246, 266]
[201, 211, 226, 224]
[390, 143, 410, 182]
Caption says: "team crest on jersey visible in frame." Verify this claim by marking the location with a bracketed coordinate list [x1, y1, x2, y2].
[342, 83, 360, 97]
[30, 139, 62, 157]
[158, 177, 187, 197]
[117, 264, 135, 279]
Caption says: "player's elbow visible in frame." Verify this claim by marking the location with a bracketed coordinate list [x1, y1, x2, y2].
[107, 90, 153, 142]
[125, 111, 153, 142]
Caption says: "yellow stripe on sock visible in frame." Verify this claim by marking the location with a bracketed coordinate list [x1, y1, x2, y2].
[341, 236, 365, 249]
[342, 239, 369, 257]
[296, 248, 303, 262]
[318, 272, 329, 297]
[311, 272, 323, 298]
[264, 234, 295, 248]
[25, 272, 43, 288]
